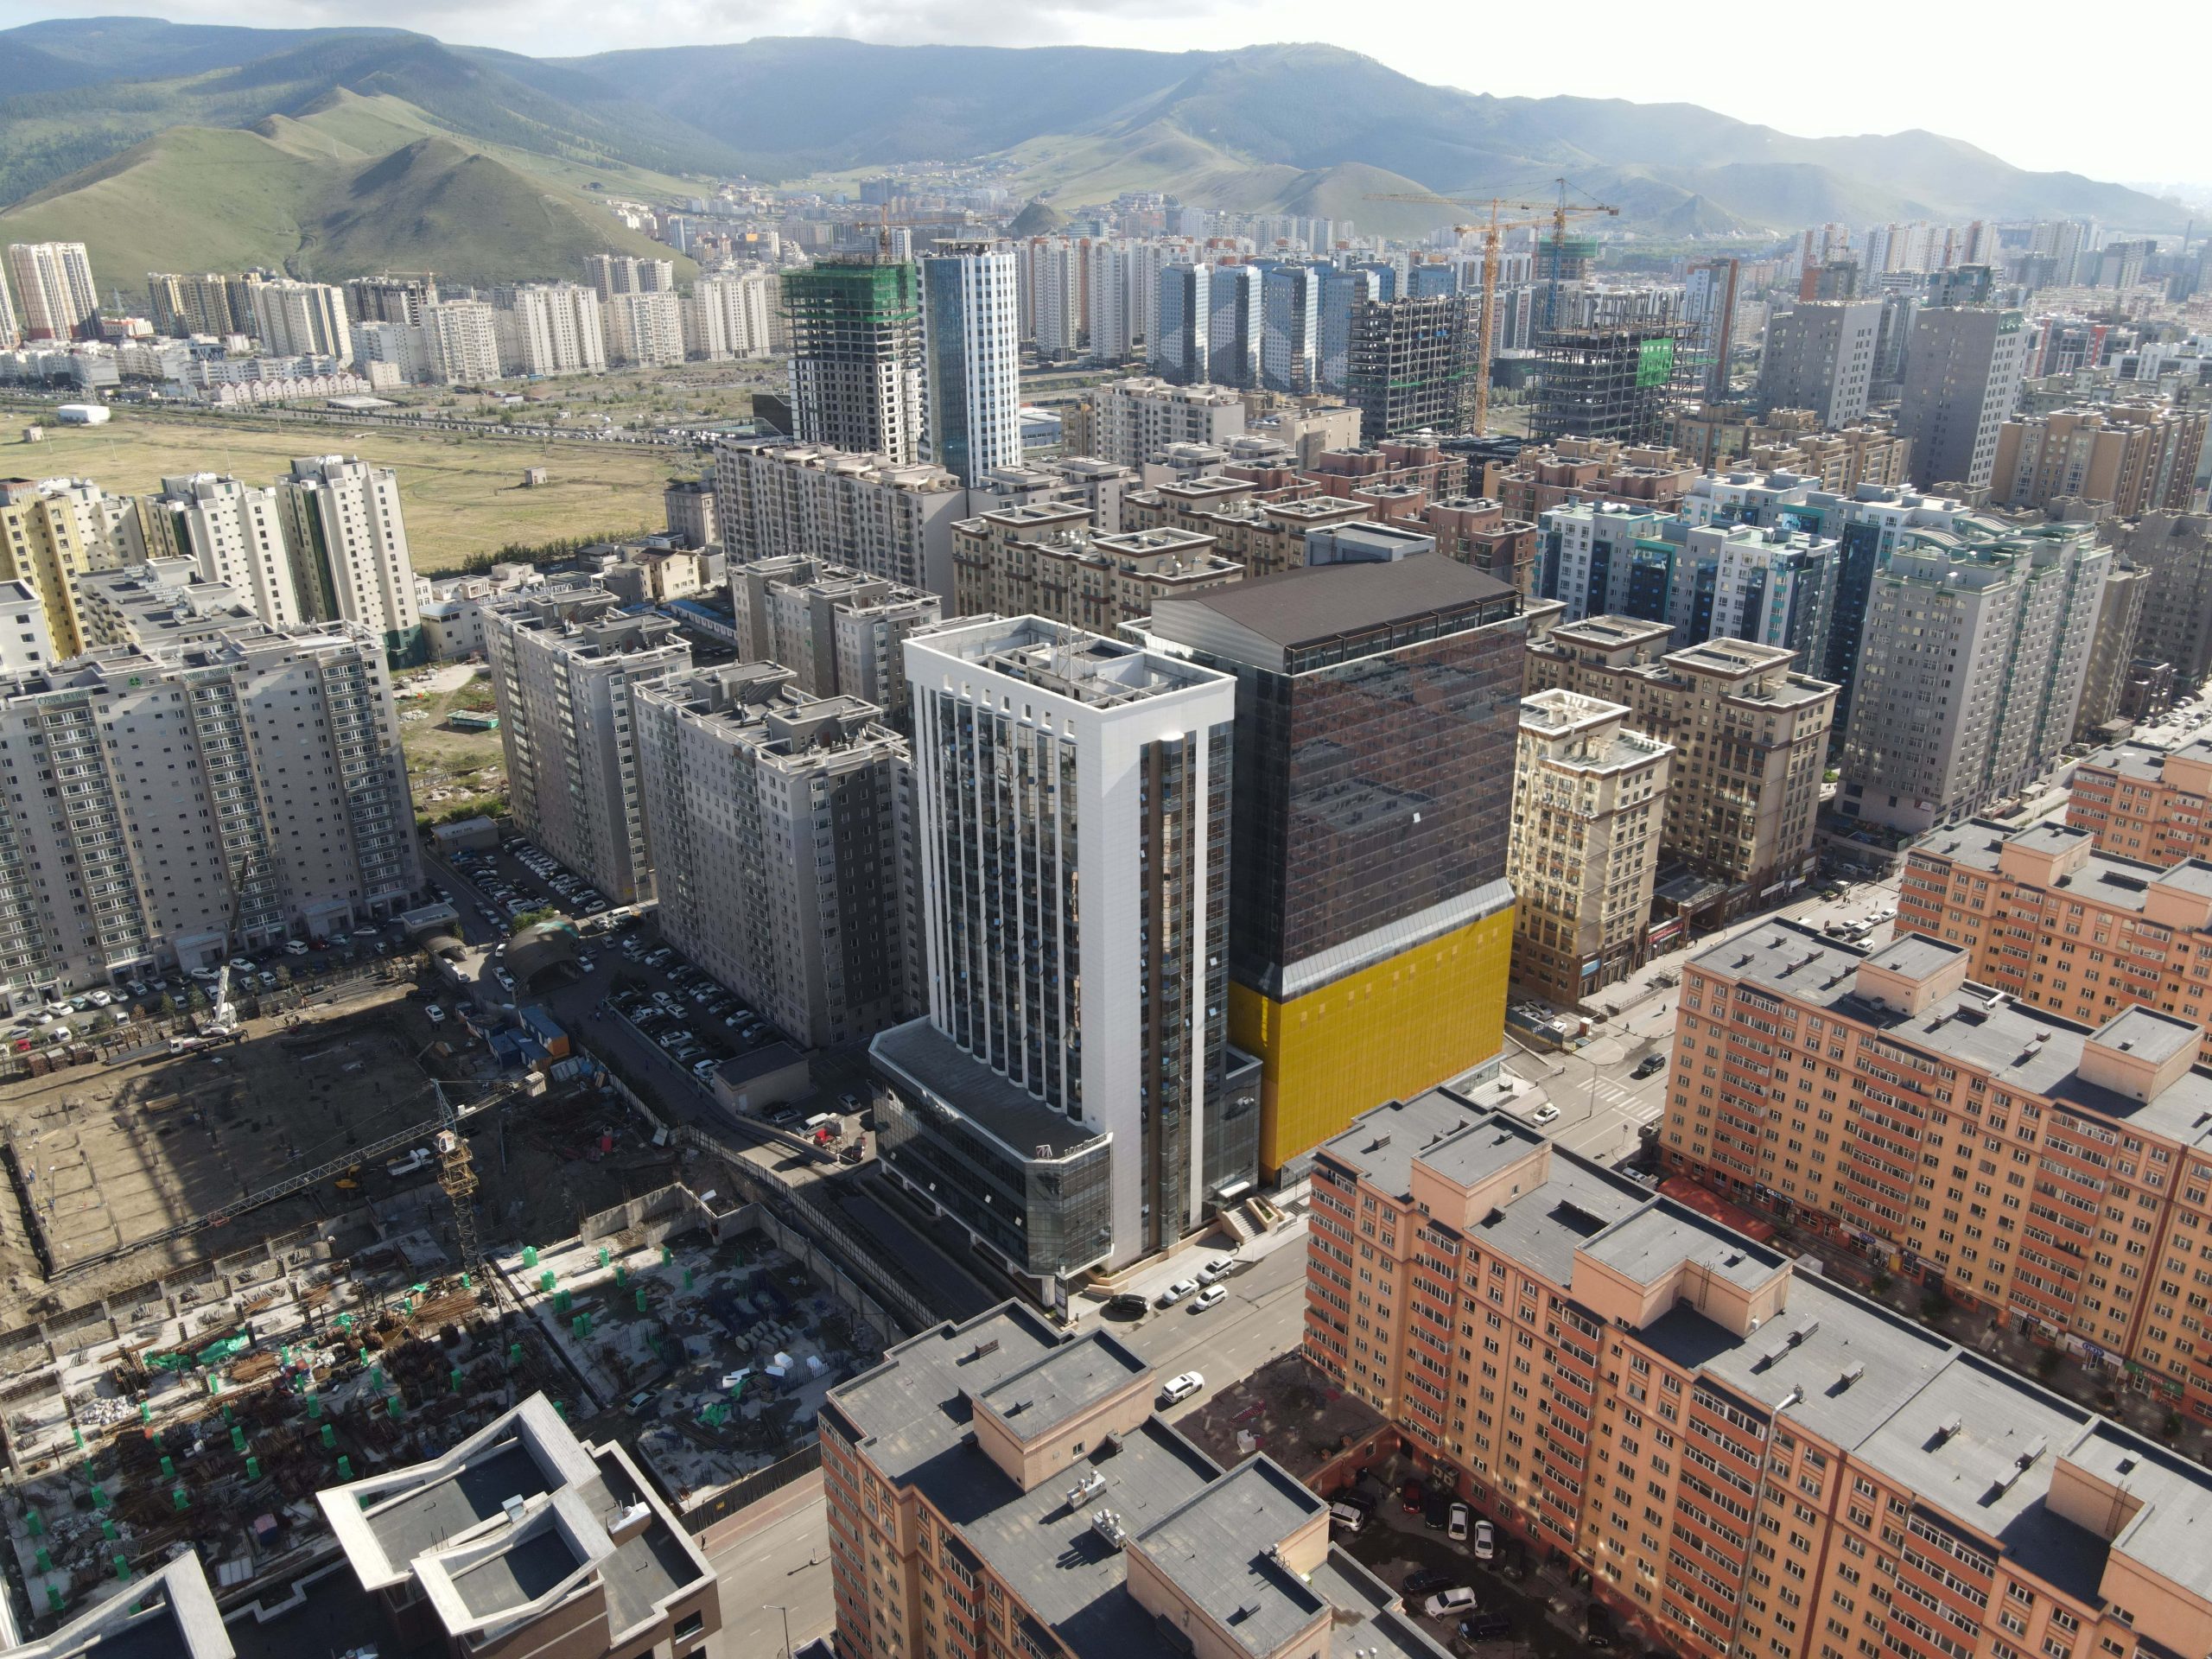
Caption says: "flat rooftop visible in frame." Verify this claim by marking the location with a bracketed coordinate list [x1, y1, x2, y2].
[977, 1335, 1150, 1440]
[870, 1018, 1107, 1159]
[1314, 1089, 1496, 1198]
[1914, 819, 2212, 914]
[1156, 550, 1513, 650]
[1136, 1459, 1326, 1656]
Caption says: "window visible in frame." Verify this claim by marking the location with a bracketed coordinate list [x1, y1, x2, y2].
[674, 1612, 706, 1641]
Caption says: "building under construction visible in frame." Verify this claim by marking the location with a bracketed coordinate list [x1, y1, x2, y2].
[1344, 291, 1476, 438]
[1534, 322, 1689, 446]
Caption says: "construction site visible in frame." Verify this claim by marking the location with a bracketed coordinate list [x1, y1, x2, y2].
[0, 979, 753, 1637]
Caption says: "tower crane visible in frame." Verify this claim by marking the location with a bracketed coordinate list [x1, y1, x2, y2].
[1365, 183, 1620, 436]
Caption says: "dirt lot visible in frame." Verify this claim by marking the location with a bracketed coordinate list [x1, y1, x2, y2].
[396, 664, 506, 826]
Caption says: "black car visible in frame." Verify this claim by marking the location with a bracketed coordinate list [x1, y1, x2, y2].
[1631, 1053, 1666, 1079]
[1423, 1490, 1453, 1530]
[1458, 1614, 1514, 1643]
[1105, 1293, 1148, 1319]
[1403, 1569, 1453, 1599]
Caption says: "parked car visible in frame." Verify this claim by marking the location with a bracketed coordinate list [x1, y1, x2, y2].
[1457, 1613, 1514, 1642]
[424, 1004, 446, 1026]
[1631, 1053, 1666, 1079]
[1158, 1370, 1205, 1404]
[1402, 1481, 1425, 1514]
[1189, 1285, 1226, 1312]
[1196, 1256, 1236, 1284]
[1328, 1502, 1367, 1534]
[1402, 1569, 1452, 1598]
[1157, 1279, 1198, 1308]
[1448, 1502, 1470, 1541]
[1472, 1520, 1496, 1561]
[1529, 1103, 1560, 1126]
[1421, 1588, 1478, 1619]
[1105, 1293, 1148, 1319]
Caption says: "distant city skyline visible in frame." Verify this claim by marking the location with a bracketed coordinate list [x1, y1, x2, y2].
[0, 4, 2188, 187]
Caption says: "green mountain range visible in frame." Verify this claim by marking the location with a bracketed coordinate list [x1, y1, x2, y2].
[0, 20, 2185, 296]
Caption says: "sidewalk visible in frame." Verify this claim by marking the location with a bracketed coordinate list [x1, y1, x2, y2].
[1069, 1205, 1311, 1320]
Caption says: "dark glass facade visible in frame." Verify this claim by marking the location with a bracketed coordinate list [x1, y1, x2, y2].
[1223, 610, 1526, 997]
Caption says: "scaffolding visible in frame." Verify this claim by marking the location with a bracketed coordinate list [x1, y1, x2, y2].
[1345, 292, 1478, 438]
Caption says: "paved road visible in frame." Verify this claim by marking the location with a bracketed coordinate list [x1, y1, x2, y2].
[704, 1471, 833, 1659]
[1098, 1234, 1313, 1421]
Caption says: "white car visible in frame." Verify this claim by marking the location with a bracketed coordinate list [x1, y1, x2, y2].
[1196, 1256, 1236, 1284]
[424, 1004, 446, 1026]
[1529, 1103, 1561, 1126]
[1472, 1520, 1496, 1560]
[283, 940, 309, 956]
[1190, 1285, 1227, 1312]
[1157, 1279, 1199, 1308]
[1421, 1588, 1478, 1619]
[87, 989, 111, 1007]
[1159, 1370, 1205, 1404]
[1448, 1502, 1470, 1541]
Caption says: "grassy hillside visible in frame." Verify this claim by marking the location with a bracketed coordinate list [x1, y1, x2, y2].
[0, 105, 696, 292]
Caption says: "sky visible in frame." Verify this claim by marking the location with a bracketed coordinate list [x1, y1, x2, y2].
[2, 0, 2202, 187]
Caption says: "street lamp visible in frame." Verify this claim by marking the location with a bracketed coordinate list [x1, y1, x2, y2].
[766, 1604, 793, 1659]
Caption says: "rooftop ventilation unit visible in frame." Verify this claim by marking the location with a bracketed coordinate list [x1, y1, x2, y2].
[1066, 1471, 1106, 1509]
[1840, 1361, 1866, 1386]
[501, 1496, 528, 1528]
[1092, 1509, 1128, 1551]
[1935, 1414, 1963, 1444]
[1789, 1319, 1821, 1346]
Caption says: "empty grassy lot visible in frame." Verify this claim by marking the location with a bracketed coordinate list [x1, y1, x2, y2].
[2, 405, 673, 572]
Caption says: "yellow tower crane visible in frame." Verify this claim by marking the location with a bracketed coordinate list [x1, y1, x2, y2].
[1364, 184, 1620, 435]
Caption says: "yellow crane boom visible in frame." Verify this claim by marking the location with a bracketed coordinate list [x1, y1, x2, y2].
[1365, 184, 1619, 435]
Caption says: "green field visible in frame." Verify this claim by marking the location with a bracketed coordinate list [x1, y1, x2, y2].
[3, 407, 677, 572]
[396, 666, 507, 826]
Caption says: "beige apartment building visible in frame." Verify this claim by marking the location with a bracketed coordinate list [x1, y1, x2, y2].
[1894, 817, 2212, 1029]
[1308, 1079, 2212, 1659]
[1992, 403, 2207, 518]
[1660, 918, 2212, 1423]
[1509, 690, 1672, 1001]
[1525, 618, 1839, 921]
[821, 1301, 1453, 1659]
[1665, 404, 1912, 492]
[1482, 436, 1697, 524]
[950, 505, 1242, 630]
[728, 553, 941, 728]
[2067, 737, 2212, 863]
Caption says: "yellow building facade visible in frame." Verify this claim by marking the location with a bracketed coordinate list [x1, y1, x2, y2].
[0, 486, 92, 656]
[1235, 897, 1513, 1173]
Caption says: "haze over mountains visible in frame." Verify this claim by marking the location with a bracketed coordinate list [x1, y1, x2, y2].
[0, 17, 2184, 288]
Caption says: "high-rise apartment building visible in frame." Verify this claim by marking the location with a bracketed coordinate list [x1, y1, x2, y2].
[1525, 620, 1838, 915]
[6, 242, 99, 340]
[1896, 817, 2212, 1030]
[1318, 266, 1388, 389]
[246, 277, 352, 360]
[343, 273, 437, 326]
[1153, 262, 1211, 383]
[1839, 523, 2107, 833]
[486, 588, 690, 906]
[0, 620, 419, 1002]
[1083, 238, 1133, 361]
[582, 253, 674, 298]
[1755, 298, 1881, 426]
[919, 242, 1022, 486]
[1348, 293, 1473, 438]
[146, 271, 246, 338]
[1130, 551, 1529, 1173]
[146, 474, 303, 631]
[634, 664, 917, 1048]
[2103, 512, 2212, 691]
[710, 438, 965, 596]
[951, 508, 1243, 630]
[1311, 1077, 2212, 1659]
[604, 289, 684, 367]
[1205, 262, 1262, 388]
[682, 269, 773, 360]
[1538, 504, 1839, 669]
[494, 283, 607, 377]
[1260, 264, 1322, 393]
[273, 456, 425, 663]
[0, 476, 96, 654]
[870, 616, 1244, 1286]
[1991, 403, 2207, 517]
[1075, 377, 1245, 469]
[2074, 563, 2152, 740]
[1662, 918, 2212, 1421]
[783, 258, 925, 464]
[1509, 690, 1672, 1001]
[1021, 238, 1084, 356]
[0, 268, 16, 349]
[2067, 736, 2212, 864]
[726, 554, 942, 728]
[418, 299, 501, 384]
[1897, 306, 2031, 488]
